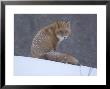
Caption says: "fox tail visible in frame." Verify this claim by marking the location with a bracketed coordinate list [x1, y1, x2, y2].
[44, 51, 79, 65]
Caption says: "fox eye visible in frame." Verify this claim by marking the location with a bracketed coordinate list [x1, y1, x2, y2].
[58, 31, 64, 36]
[59, 31, 63, 34]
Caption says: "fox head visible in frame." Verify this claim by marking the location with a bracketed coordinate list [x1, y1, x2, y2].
[55, 21, 71, 42]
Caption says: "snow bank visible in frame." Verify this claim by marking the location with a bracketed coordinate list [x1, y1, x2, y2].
[14, 56, 97, 76]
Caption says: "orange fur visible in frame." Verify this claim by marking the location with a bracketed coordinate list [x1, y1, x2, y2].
[31, 21, 79, 65]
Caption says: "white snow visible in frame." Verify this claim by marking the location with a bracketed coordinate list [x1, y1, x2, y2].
[14, 56, 97, 76]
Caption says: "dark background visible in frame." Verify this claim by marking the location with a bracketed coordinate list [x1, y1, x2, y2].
[14, 14, 97, 68]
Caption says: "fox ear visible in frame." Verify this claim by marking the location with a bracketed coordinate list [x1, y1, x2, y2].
[66, 21, 70, 28]
[56, 20, 60, 28]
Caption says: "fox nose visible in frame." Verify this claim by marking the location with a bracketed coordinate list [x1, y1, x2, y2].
[64, 36, 68, 39]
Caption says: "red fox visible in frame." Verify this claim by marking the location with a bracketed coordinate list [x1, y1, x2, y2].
[31, 21, 79, 65]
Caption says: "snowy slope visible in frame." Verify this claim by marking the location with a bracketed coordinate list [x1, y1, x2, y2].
[14, 56, 96, 76]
